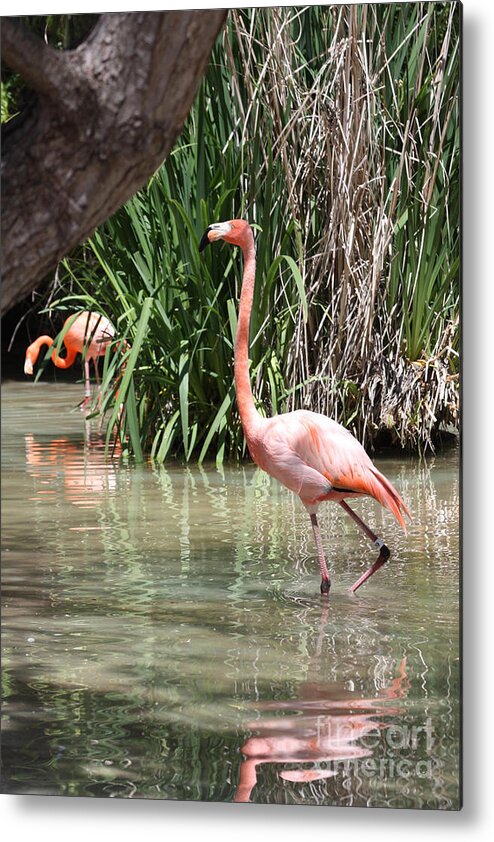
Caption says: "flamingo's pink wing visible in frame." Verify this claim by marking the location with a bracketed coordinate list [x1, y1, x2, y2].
[65, 312, 115, 359]
[259, 411, 410, 530]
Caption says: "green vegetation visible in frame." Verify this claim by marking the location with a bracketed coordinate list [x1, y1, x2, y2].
[28, 4, 460, 460]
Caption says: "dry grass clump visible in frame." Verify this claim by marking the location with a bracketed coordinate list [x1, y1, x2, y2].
[227, 3, 459, 450]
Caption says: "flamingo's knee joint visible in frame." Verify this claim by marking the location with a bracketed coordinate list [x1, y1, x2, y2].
[374, 537, 390, 561]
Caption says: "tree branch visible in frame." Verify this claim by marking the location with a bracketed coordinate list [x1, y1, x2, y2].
[1, 10, 228, 313]
[1, 18, 72, 100]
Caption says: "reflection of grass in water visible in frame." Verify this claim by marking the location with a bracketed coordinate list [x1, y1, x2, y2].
[2, 672, 243, 801]
[3, 550, 460, 804]
[3, 389, 459, 806]
[2, 646, 459, 807]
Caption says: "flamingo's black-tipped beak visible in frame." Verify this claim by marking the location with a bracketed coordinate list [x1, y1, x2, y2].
[199, 221, 233, 252]
[199, 227, 212, 253]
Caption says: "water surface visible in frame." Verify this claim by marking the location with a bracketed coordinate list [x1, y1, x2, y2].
[1, 382, 460, 808]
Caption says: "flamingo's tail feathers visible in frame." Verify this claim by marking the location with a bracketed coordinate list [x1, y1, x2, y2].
[369, 468, 411, 534]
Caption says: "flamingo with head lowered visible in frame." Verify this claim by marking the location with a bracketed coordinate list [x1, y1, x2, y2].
[24, 311, 117, 407]
[199, 219, 410, 594]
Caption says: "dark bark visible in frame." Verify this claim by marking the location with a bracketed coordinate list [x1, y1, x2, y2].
[1, 10, 227, 313]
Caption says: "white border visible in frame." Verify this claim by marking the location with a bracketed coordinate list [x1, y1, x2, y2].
[2, 0, 492, 836]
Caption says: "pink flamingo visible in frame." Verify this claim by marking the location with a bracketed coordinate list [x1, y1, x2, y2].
[200, 220, 410, 593]
[24, 311, 117, 406]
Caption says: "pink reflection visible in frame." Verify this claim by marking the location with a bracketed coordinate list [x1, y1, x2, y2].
[25, 432, 121, 509]
[234, 657, 409, 803]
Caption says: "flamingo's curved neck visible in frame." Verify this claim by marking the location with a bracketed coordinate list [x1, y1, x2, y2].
[235, 232, 263, 436]
[26, 335, 77, 370]
[52, 342, 77, 369]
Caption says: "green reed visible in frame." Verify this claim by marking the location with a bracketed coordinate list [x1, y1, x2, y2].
[49, 3, 459, 460]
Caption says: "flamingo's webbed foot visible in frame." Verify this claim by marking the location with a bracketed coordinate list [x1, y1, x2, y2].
[350, 542, 390, 593]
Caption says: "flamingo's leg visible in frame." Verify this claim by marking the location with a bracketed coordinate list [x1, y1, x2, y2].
[310, 513, 331, 594]
[80, 359, 91, 409]
[93, 358, 102, 404]
[93, 358, 100, 389]
[339, 500, 390, 592]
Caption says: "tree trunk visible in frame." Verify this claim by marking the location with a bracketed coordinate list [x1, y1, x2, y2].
[1, 10, 227, 313]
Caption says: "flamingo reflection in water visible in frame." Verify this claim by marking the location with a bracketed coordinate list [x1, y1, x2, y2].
[24, 431, 122, 510]
[234, 648, 409, 803]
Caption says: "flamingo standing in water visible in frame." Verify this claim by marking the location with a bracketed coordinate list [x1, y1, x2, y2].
[199, 220, 410, 593]
[24, 311, 116, 407]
